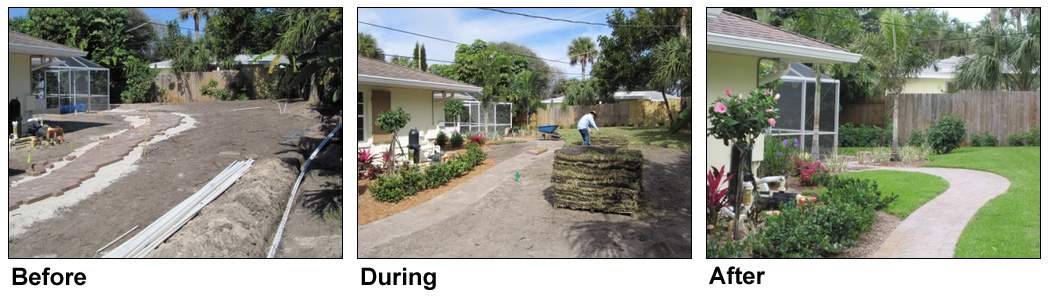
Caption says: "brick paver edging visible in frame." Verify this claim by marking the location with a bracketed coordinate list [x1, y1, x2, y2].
[8, 113, 183, 210]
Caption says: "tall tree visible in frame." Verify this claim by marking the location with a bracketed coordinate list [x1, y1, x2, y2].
[593, 8, 689, 105]
[269, 8, 342, 105]
[357, 32, 385, 59]
[179, 8, 214, 41]
[955, 8, 1039, 91]
[855, 9, 932, 160]
[567, 36, 597, 78]
[412, 42, 428, 71]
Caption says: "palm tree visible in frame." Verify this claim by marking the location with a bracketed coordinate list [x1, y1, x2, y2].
[179, 8, 214, 41]
[954, 8, 1039, 91]
[357, 32, 385, 60]
[567, 36, 597, 78]
[650, 36, 690, 130]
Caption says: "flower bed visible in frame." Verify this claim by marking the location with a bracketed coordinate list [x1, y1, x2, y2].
[369, 143, 487, 203]
[707, 175, 896, 258]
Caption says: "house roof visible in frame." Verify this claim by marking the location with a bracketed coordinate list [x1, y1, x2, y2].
[613, 91, 680, 101]
[357, 56, 482, 93]
[915, 55, 1018, 79]
[9, 31, 87, 57]
[707, 11, 860, 64]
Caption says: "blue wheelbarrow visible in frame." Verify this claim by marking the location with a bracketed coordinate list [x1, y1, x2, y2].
[538, 124, 561, 140]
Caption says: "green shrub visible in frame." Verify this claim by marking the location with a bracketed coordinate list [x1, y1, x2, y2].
[1008, 133, 1026, 146]
[369, 143, 487, 203]
[200, 79, 235, 100]
[970, 133, 997, 147]
[376, 108, 411, 134]
[435, 131, 449, 147]
[1027, 126, 1040, 146]
[907, 129, 927, 147]
[451, 132, 465, 148]
[120, 56, 159, 103]
[759, 136, 798, 176]
[927, 116, 966, 154]
[838, 123, 889, 147]
[751, 176, 895, 258]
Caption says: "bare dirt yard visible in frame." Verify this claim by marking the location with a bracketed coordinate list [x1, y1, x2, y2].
[8, 100, 342, 258]
[357, 141, 690, 258]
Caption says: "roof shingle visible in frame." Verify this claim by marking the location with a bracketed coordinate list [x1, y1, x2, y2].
[357, 56, 478, 88]
[9, 31, 84, 53]
[707, 11, 850, 53]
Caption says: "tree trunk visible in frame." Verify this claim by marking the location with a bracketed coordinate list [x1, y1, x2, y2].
[729, 142, 745, 240]
[890, 95, 901, 161]
[811, 64, 822, 159]
[307, 73, 320, 105]
[660, 91, 675, 128]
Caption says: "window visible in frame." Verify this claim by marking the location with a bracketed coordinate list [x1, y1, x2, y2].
[357, 92, 365, 142]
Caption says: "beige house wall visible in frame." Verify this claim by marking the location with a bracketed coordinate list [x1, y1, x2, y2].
[706, 50, 765, 172]
[356, 84, 448, 155]
[8, 53, 41, 122]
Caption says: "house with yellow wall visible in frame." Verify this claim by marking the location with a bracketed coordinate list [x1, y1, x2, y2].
[706, 9, 860, 172]
[357, 56, 483, 158]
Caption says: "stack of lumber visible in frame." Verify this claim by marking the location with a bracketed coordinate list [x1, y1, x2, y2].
[551, 146, 642, 214]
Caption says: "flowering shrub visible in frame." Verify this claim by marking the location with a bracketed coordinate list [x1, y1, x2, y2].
[759, 136, 799, 176]
[707, 165, 731, 224]
[469, 133, 486, 145]
[707, 88, 780, 146]
[798, 161, 829, 186]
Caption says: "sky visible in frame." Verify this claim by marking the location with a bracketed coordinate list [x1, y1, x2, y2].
[9, 8, 200, 36]
[357, 8, 618, 79]
[938, 8, 991, 24]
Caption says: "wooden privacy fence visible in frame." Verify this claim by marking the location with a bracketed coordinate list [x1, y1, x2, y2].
[534, 99, 683, 128]
[841, 91, 1039, 145]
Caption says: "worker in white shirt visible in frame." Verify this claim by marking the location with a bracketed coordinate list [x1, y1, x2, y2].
[576, 111, 599, 145]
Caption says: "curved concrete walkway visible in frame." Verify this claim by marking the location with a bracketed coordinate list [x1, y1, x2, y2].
[865, 166, 1010, 258]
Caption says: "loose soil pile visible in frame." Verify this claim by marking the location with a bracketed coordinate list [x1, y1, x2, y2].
[551, 146, 642, 214]
[150, 158, 296, 258]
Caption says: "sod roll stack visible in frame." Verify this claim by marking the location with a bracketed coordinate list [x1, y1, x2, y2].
[551, 146, 642, 214]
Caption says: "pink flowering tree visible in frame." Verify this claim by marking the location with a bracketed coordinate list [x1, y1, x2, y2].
[707, 88, 779, 239]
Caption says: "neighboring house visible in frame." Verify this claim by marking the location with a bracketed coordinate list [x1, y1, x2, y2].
[150, 54, 290, 70]
[357, 55, 483, 158]
[706, 9, 860, 173]
[8, 31, 88, 135]
[541, 91, 679, 106]
[903, 55, 1019, 93]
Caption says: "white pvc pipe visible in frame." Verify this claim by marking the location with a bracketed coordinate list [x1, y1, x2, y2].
[267, 122, 343, 258]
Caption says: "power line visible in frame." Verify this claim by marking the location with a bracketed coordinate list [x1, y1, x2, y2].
[478, 8, 682, 28]
[381, 53, 590, 77]
[359, 21, 577, 66]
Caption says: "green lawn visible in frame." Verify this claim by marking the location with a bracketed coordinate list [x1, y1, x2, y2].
[555, 126, 690, 150]
[842, 170, 949, 219]
[837, 147, 871, 156]
[925, 147, 1040, 258]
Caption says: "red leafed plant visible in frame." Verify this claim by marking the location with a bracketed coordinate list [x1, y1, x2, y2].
[707, 165, 731, 224]
[798, 161, 828, 186]
[357, 149, 380, 180]
[469, 133, 486, 145]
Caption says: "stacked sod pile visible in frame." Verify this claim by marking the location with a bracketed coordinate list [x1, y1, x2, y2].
[551, 146, 643, 214]
[571, 134, 629, 148]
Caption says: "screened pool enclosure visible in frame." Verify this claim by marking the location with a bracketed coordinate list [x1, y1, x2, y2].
[769, 63, 840, 157]
[31, 56, 110, 114]
[435, 93, 513, 137]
